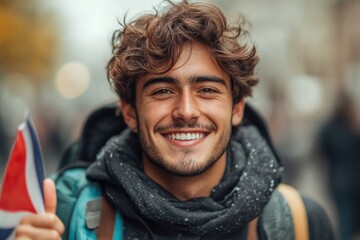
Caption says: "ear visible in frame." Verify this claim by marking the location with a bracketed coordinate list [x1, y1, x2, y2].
[120, 100, 138, 132]
[232, 98, 245, 126]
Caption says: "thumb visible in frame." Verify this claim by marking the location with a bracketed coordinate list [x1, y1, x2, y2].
[43, 178, 57, 214]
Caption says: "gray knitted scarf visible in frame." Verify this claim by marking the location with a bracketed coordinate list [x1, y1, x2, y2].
[87, 125, 283, 238]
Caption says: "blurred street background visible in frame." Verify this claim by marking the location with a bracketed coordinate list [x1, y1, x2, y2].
[1, 0, 360, 239]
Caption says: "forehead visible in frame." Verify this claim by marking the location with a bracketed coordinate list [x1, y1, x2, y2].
[138, 42, 231, 87]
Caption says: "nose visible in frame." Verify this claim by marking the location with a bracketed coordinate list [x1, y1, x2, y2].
[172, 90, 200, 123]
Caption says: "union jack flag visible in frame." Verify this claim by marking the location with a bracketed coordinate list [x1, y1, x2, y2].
[0, 116, 45, 240]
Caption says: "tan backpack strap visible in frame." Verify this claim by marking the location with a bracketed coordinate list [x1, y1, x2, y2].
[247, 217, 259, 240]
[97, 196, 115, 240]
[277, 184, 309, 240]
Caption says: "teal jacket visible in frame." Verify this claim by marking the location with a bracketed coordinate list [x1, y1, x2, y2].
[54, 168, 123, 239]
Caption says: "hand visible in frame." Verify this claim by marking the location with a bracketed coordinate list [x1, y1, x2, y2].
[15, 179, 65, 240]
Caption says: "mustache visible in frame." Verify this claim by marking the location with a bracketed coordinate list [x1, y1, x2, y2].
[155, 121, 216, 132]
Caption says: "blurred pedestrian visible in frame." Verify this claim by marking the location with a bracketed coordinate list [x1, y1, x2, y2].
[319, 95, 360, 240]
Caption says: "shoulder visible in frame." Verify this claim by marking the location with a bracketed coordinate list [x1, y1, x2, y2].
[258, 189, 294, 239]
[51, 167, 102, 239]
[302, 196, 335, 240]
[53, 167, 124, 240]
[53, 166, 92, 202]
[258, 186, 334, 240]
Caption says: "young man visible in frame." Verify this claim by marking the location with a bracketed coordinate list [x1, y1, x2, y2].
[16, 1, 334, 239]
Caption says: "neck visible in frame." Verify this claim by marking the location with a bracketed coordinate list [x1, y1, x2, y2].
[143, 154, 227, 201]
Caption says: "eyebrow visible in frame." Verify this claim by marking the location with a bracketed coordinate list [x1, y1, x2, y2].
[142, 75, 227, 90]
[190, 75, 227, 87]
[142, 77, 179, 90]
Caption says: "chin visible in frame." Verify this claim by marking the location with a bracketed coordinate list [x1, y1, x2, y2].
[150, 155, 219, 177]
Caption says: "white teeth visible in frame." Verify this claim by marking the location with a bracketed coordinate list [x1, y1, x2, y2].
[166, 133, 205, 140]
[181, 133, 186, 140]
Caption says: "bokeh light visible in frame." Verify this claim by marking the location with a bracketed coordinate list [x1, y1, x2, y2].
[286, 75, 324, 117]
[55, 61, 91, 99]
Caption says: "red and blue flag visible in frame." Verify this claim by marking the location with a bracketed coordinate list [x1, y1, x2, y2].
[0, 116, 45, 240]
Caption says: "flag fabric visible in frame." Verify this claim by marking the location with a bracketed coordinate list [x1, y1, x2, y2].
[0, 116, 45, 240]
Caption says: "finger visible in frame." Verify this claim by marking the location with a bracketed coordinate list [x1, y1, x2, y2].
[16, 223, 60, 240]
[15, 236, 32, 240]
[43, 178, 57, 214]
[20, 213, 65, 234]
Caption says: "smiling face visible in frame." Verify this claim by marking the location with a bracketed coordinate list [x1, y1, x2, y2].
[122, 42, 245, 177]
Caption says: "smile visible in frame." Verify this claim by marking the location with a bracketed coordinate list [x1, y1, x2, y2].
[164, 132, 206, 141]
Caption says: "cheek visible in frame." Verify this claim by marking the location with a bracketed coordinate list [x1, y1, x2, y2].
[138, 102, 170, 127]
[200, 99, 232, 115]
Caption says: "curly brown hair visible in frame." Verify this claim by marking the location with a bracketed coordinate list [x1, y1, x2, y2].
[107, 0, 259, 105]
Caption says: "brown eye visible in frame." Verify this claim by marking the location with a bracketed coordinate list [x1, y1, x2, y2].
[153, 89, 173, 95]
[200, 88, 217, 93]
